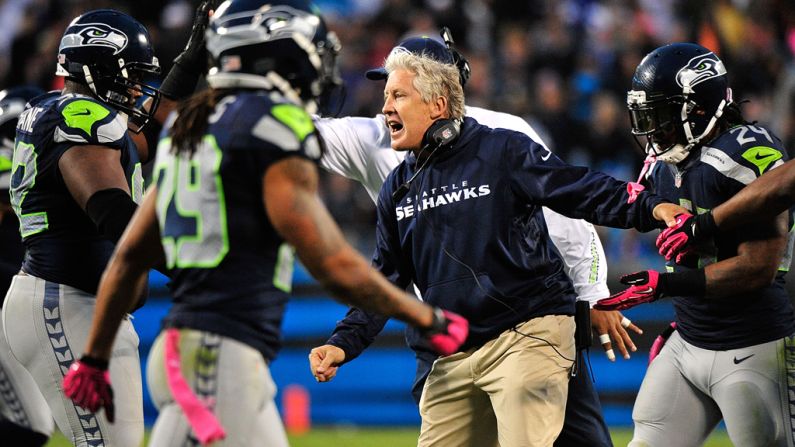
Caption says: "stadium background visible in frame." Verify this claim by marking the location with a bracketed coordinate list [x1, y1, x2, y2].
[2, 0, 794, 444]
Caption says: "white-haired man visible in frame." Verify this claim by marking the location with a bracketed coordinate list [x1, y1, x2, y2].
[309, 33, 637, 447]
[313, 39, 684, 445]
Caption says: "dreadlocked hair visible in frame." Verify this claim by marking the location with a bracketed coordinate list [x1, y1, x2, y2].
[169, 89, 227, 155]
[720, 100, 754, 129]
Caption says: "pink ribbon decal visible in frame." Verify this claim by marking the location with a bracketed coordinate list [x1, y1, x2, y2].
[164, 329, 226, 445]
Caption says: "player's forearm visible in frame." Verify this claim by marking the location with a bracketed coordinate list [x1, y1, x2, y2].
[310, 245, 433, 328]
[85, 262, 148, 360]
[702, 219, 787, 297]
[703, 256, 780, 298]
[713, 160, 795, 230]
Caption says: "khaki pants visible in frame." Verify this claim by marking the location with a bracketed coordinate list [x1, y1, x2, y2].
[418, 315, 575, 447]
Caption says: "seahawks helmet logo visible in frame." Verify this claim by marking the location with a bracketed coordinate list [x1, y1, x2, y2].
[59, 23, 128, 55]
[676, 53, 726, 90]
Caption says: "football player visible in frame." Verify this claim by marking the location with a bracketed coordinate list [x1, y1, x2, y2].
[61, 1, 467, 446]
[310, 33, 635, 447]
[2, 5, 216, 446]
[596, 43, 795, 447]
[0, 86, 52, 447]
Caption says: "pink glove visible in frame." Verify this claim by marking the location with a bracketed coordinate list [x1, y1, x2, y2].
[423, 308, 469, 356]
[594, 270, 661, 311]
[649, 322, 677, 365]
[63, 356, 115, 423]
[656, 213, 698, 263]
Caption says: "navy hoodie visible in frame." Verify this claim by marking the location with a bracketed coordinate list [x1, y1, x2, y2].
[328, 117, 664, 400]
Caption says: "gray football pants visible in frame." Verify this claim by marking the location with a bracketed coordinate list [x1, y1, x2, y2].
[631, 331, 795, 447]
[2, 273, 143, 447]
[146, 328, 288, 447]
[0, 297, 54, 437]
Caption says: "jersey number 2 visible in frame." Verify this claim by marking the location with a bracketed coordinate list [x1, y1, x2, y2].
[156, 136, 229, 269]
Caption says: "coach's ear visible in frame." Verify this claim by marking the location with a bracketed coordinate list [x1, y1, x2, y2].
[429, 95, 449, 120]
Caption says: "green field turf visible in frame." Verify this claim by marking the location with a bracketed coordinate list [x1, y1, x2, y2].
[44, 427, 734, 446]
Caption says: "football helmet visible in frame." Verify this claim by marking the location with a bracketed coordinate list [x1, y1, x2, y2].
[366, 27, 471, 88]
[205, 0, 342, 113]
[627, 43, 732, 164]
[56, 9, 161, 132]
[0, 86, 44, 193]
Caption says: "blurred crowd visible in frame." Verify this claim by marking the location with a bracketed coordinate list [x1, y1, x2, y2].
[2, 0, 795, 278]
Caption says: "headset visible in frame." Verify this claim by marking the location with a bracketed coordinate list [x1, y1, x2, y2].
[392, 118, 460, 202]
[440, 27, 471, 87]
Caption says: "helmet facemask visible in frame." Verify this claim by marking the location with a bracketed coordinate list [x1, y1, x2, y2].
[56, 9, 163, 133]
[627, 46, 732, 165]
[90, 59, 162, 133]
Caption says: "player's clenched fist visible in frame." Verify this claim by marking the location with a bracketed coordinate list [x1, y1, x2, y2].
[309, 345, 346, 382]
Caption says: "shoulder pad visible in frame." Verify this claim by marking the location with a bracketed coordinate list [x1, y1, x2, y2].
[740, 145, 783, 176]
[271, 103, 315, 142]
[249, 101, 320, 160]
[55, 96, 126, 144]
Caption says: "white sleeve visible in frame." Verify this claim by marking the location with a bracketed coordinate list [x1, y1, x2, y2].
[542, 207, 610, 305]
[314, 115, 404, 203]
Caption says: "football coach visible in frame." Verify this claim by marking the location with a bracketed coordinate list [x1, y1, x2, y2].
[351, 48, 685, 446]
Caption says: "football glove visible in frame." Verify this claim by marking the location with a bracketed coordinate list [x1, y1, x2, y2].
[160, 0, 221, 99]
[656, 212, 716, 265]
[63, 356, 115, 423]
[421, 308, 468, 356]
[594, 270, 661, 311]
[649, 322, 677, 365]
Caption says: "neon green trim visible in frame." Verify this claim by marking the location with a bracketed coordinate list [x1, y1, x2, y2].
[741, 146, 782, 176]
[11, 141, 48, 237]
[169, 135, 229, 269]
[588, 237, 599, 283]
[0, 154, 11, 173]
[271, 104, 314, 141]
[61, 100, 110, 136]
[273, 243, 295, 293]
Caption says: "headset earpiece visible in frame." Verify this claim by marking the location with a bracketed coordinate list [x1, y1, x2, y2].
[423, 119, 460, 147]
[393, 119, 460, 202]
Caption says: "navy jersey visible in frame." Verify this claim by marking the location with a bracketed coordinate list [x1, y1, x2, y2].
[154, 92, 322, 361]
[649, 124, 795, 350]
[9, 93, 143, 294]
[329, 117, 664, 357]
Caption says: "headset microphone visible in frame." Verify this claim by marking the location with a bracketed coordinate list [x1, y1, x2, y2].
[392, 119, 460, 202]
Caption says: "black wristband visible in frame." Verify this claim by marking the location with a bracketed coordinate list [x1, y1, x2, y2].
[693, 211, 717, 241]
[160, 62, 202, 101]
[79, 355, 109, 370]
[85, 188, 137, 243]
[141, 120, 163, 163]
[420, 307, 448, 336]
[658, 270, 707, 297]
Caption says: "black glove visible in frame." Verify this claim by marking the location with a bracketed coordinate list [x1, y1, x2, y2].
[160, 0, 221, 100]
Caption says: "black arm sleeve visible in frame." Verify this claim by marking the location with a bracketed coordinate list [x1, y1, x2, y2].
[85, 188, 137, 243]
